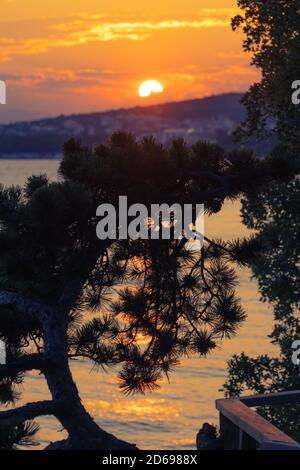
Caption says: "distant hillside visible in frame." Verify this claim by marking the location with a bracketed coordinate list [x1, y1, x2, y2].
[0, 93, 248, 159]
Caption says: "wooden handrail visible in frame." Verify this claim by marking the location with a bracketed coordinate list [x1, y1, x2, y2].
[216, 396, 300, 450]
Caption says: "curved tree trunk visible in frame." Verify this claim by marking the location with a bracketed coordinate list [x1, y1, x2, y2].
[42, 310, 136, 450]
[0, 291, 136, 450]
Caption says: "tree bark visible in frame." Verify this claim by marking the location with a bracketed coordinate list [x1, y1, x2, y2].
[0, 401, 57, 421]
[0, 353, 48, 379]
[43, 310, 136, 449]
[0, 290, 137, 450]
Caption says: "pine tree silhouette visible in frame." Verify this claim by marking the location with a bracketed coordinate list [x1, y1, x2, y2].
[0, 132, 295, 449]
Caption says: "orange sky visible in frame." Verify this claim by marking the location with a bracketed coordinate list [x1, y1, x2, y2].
[0, 0, 258, 122]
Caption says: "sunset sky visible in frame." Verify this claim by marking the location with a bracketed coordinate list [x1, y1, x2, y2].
[0, 0, 258, 123]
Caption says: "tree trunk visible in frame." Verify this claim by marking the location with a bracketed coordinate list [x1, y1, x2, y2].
[43, 310, 136, 450]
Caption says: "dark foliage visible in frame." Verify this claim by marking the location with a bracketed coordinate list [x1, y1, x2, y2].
[0, 131, 294, 447]
[224, 179, 300, 441]
[232, 1, 300, 149]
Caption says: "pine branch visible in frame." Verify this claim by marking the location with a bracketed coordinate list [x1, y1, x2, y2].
[0, 353, 49, 379]
[0, 290, 54, 322]
[0, 400, 57, 421]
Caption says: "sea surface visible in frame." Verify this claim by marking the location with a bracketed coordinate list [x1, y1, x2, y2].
[0, 160, 276, 450]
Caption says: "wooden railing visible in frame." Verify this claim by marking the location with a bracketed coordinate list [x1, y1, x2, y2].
[216, 390, 300, 450]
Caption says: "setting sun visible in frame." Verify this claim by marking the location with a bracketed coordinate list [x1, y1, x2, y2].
[138, 80, 164, 98]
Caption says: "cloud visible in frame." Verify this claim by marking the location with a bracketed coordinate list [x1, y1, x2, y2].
[0, 13, 232, 61]
[74, 19, 230, 43]
[4, 61, 257, 101]
[199, 8, 238, 17]
[2, 67, 121, 90]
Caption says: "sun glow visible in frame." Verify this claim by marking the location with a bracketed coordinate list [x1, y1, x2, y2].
[138, 80, 164, 98]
